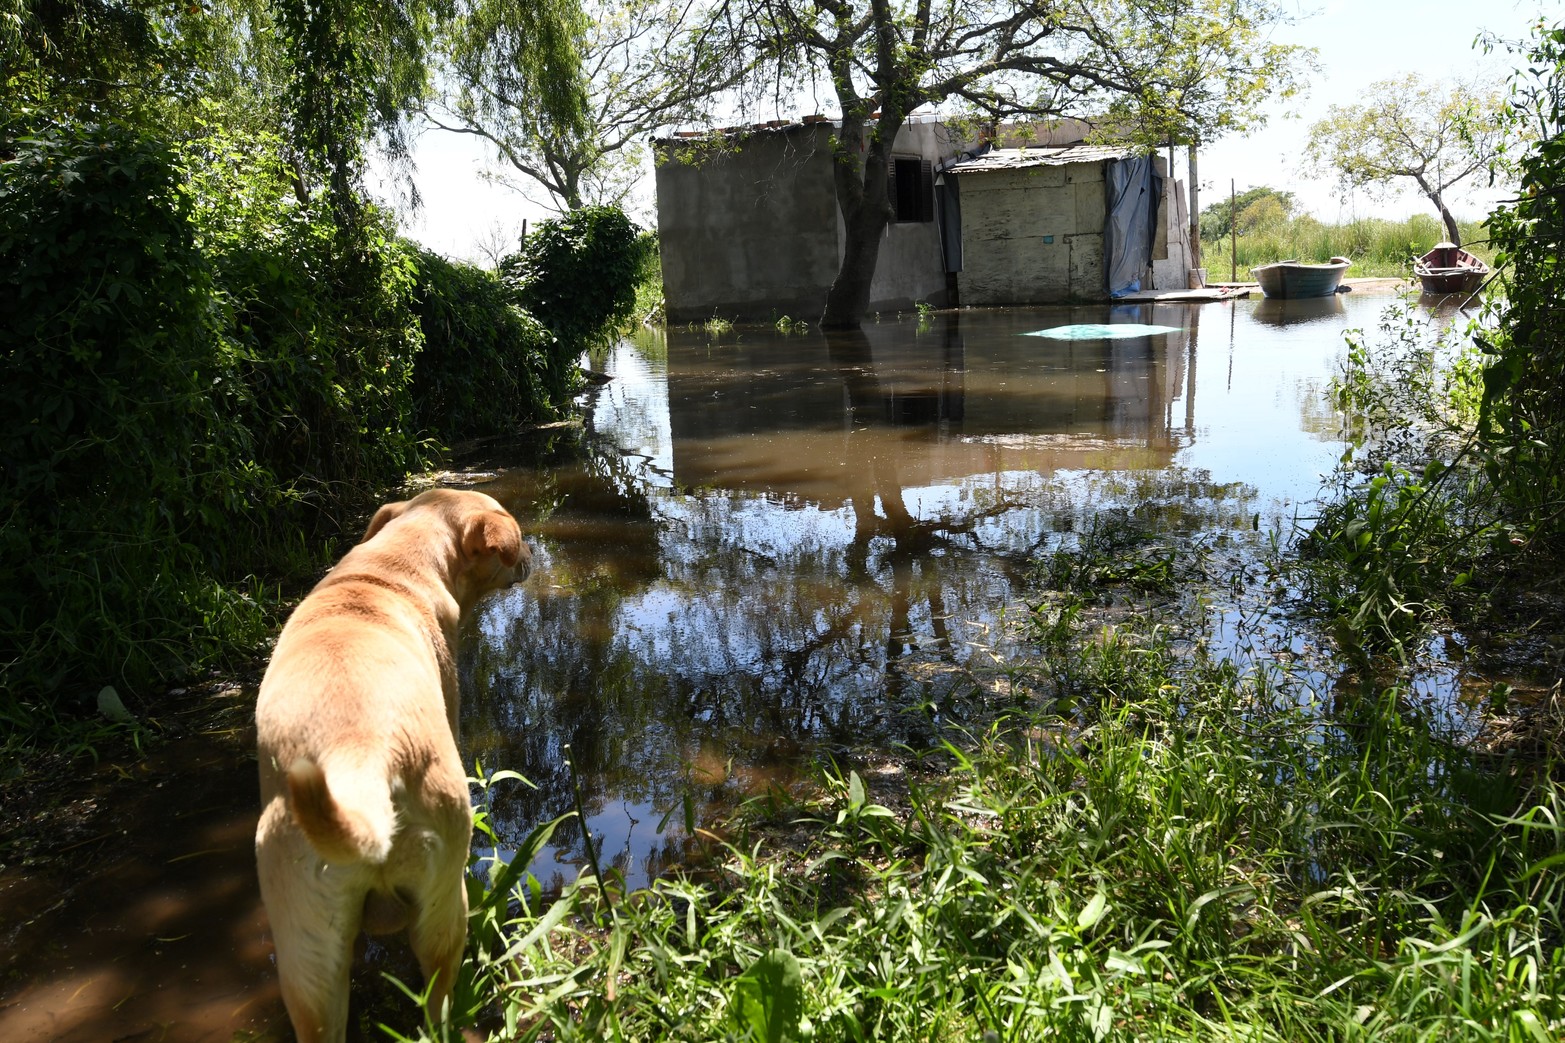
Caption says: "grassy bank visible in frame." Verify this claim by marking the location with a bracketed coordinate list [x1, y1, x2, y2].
[1201, 213, 1494, 281]
[435, 527, 1564, 1042]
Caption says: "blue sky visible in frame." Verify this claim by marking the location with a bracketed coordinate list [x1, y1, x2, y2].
[390, 1, 1550, 261]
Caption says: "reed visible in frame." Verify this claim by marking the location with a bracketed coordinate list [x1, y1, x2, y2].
[1202, 213, 1494, 280]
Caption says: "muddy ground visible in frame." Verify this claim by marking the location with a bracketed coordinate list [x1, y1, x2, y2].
[0, 675, 428, 1042]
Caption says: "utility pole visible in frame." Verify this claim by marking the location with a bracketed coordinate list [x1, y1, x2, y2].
[1188, 142, 1201, 282]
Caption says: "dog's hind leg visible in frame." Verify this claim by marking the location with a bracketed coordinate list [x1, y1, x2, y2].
[407, 831, 471, 1025]
[271, 879, 360, 1043]
[258, 820, 363, 1043]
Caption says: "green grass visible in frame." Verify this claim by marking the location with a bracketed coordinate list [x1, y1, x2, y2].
[421, 555, 1564, 1042]
[1202, 213, 1495, 281]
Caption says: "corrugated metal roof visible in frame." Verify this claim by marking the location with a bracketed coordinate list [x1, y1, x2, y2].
[947, 144, 1135, 173]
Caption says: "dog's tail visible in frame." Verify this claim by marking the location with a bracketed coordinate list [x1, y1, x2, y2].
[285, 757, 396, 865]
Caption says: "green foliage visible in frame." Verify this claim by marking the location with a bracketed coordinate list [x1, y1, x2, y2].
[1299, 462, 1455, 662]
[632, 236, 666, 326]
[2, 0, 163, 130]
[411, 249, 564, 441]
[434, 0, 731, 211]
[1477, 20, 1565, 560]
[1197, 184, 1297, 241]
[1200, 212, 1487, 279]
[0, 120, 270, 704]
[450, 610, 1565, 1042]
[502, 204, 655, 364]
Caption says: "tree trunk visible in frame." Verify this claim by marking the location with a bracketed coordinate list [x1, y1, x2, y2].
[822, 201, 892, 328]
[1417, 175, 1462, 246]
[821, 114, 901, 329]
[1434, 194, 1461, 247]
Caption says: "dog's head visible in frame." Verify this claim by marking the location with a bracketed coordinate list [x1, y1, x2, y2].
[364, 488, 532, 604]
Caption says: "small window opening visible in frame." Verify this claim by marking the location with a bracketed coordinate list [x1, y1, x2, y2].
[889, 157, 934, 223]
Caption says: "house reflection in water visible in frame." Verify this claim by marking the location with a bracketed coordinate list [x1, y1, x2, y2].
[663, 307, 1200, 517]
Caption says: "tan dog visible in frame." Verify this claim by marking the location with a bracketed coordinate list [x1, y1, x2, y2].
[255, 488, 530, 1042]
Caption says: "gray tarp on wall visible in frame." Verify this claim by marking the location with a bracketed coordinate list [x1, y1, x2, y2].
[934, 172, 962, 273]
[1104, 157, 1163, 297]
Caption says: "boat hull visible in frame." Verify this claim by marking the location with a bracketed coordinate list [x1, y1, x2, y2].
[1414, 243, 1489, 295]
[1250, 258, 1351, 299]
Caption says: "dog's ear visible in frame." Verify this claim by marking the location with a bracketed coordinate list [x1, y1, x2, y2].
[461, 510, 523, 567]
[362, 500, 410, 543]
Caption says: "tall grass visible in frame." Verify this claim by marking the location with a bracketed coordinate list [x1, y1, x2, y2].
[1202, 213, 1494, 280]
[416, 536, 1564, 1042]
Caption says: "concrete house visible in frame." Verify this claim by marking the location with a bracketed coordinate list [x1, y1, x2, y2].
[653, 117, 1196, 322]
[654, 117, 964, 323]
[946, 143, 1194, 305]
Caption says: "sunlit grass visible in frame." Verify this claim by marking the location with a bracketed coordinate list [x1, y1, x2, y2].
[431, 573, 1564, 1041]
[1202, 214, 1494, 281]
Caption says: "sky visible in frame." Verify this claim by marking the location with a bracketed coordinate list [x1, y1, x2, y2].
[388, 1, 1551, 262]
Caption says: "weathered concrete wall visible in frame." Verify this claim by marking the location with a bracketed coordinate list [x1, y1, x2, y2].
[1148, 165, 1194, 290]
[656, 125, 841, 324]
[860, 121, 958, 315]
[954, 162, 1109, 305]
[655, 121, 963, 323]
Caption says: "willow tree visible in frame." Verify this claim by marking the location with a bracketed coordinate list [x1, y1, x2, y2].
[1303, 73, 1510, 248]
[715, 0, 1307, 328]
[429, 0, 743, 212]
[272, 0, 588, 217]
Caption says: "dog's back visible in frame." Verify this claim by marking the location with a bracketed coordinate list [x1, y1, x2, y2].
[254, 489, 526, 1042]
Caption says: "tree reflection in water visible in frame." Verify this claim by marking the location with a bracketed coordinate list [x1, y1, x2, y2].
[457, 305, 1281, 891]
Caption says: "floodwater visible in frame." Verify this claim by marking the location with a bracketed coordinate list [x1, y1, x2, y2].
[459, 292, 1423, 894]
[0, 290, 1450, 1041]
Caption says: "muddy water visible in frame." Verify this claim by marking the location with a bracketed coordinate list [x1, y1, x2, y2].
[460, 294, 1401, 894]
[0, 292, 1422, 1040]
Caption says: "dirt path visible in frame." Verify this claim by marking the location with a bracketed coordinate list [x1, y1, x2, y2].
[0, 682, 424, 1042]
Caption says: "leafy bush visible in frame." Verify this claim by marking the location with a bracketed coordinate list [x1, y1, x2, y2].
[410, 249, 560, 442]
[210, 202, 429, 507]
[501, 204, 654, 371]
[0, 120, 269, 705]
[1479, 22, 1565, 558]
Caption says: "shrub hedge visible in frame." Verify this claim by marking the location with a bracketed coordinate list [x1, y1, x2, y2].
[1, 119, 635, 726]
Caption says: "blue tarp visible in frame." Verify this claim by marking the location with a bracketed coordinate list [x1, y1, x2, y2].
[1104, 157, 1163, 297]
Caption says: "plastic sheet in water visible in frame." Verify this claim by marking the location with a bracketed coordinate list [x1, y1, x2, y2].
[1024, 323, 1184, 340]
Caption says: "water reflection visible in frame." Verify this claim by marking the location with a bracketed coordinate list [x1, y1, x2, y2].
[1252, 294, 1347, 327]
[460, 296, 1401, 891]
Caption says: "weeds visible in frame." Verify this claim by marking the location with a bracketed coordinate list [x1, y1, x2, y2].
[1201, 213, 1491, 280]
[419, 588, 1564, 1042]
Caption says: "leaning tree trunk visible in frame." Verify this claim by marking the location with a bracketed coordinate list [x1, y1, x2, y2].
[1435, 197, 1462, 248]
[1420, 176, 1462, 246]
[820, 112, 901, 330]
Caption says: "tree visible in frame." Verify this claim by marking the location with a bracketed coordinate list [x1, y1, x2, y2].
[269, 0, 587, 220]
[714, 0, 1308, 329]
[428, 0, 742, 212]
[1303, 73, 1510, 248]
[1199, 186, 1297, 242]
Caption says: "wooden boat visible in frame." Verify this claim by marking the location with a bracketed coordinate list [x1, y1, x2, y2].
[1413, 242, 1489, 295]
[1250, 257, 1352, 299]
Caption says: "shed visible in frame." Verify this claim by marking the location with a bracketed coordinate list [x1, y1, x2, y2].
[653, 118, 964, 323]
[945, 145, 1194, 305]
[651, 120, 1196, 320]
